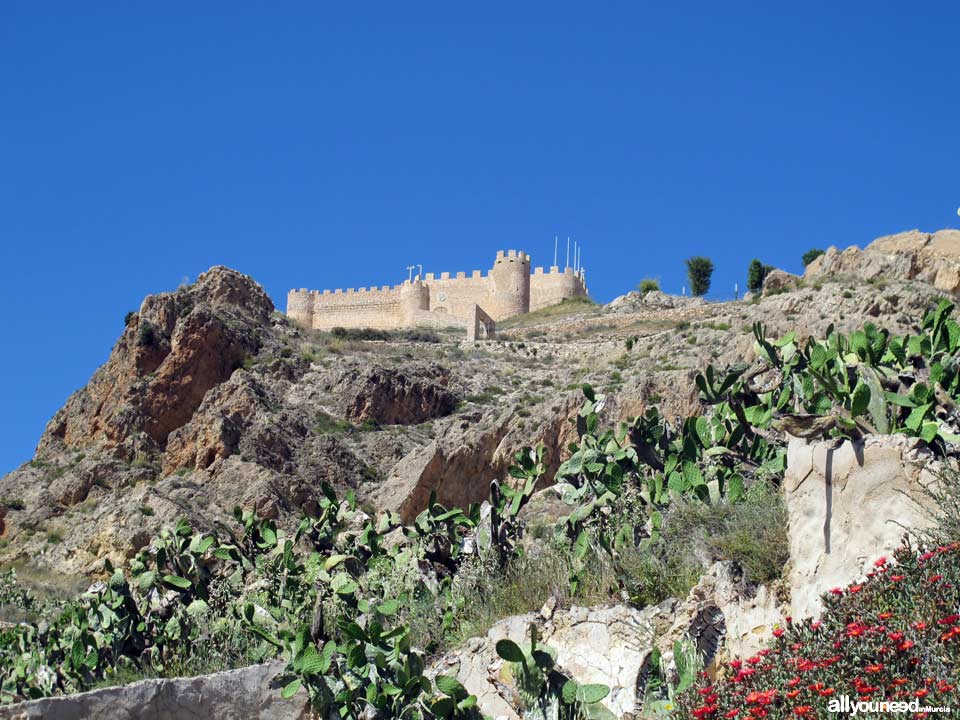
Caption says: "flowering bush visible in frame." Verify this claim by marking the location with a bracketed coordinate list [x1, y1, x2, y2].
[675, 541, 960, 719]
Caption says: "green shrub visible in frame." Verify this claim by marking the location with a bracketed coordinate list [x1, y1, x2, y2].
[685, 256, 714, 296]
[137, 321, 157, 347]
[314, 411, 354, 434]
[802, 247, 825, 267]
[747, 259, 766, 293]
[639, 278, 660, 295]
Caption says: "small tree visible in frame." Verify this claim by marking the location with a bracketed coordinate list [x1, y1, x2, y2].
[746, 259, 766, 293]
[685, 257, 714, 297]
[638, 278, 660, 296]
[802, 248, 825, 267]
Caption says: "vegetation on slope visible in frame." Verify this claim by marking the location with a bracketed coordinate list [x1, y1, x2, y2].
[3, 300, 960, 716]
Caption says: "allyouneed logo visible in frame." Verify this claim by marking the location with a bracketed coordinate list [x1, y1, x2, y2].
[828, 695, 951, 715]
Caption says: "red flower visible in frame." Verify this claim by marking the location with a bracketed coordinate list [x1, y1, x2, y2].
[937, 681, 955, 692]
[724, 711, 739, 719]
[819, 688, 835, 697]
[829, 587, 843, 595]
[940, 626, 960, 642]
[912, 622, 927, 631]
[914, 689, 929, 699]
[729, 660, 743, 670]
[890, 574, 905, 582]
[794, 707, 812, 717]
[849, 584, 863, 593]
[899, 640, 915, 651]
[810, 620, 821, 630]
[929, 574, 943, 583]
[746, 654, 762, 665]
[874, 556, 888, 567]
[787, 678, 801, 688]
[938, 614, 960, 625]
[891, 678, 909, 687]
[772, 627, 785, 638]
[920, 551, 936, 562]
[878, 612, 893, 620]
[865, 664, 883, 673]
[786, 690, 801, 699]
[888, 631, 904, 642]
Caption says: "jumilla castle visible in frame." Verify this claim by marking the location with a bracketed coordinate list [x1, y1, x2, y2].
[287, 250, 588, 340]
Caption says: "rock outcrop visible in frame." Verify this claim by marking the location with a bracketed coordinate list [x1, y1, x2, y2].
[0, 661, 309, 720]
[431, 602, 677, 719]
[783, 435, 939, 618]
[806, 228, 960, 293]
[39, 266, 272, 459]
[760, 268, 801, 295]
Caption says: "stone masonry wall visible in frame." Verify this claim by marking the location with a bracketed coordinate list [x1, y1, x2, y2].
[287, 250, 588, 333]
[530, 266, 588, 311]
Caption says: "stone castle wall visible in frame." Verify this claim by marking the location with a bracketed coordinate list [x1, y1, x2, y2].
[287, 249, 587, 334]
[529, 266, 587, 311]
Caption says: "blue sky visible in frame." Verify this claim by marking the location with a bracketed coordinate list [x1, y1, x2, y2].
[1, 1, 958, 473]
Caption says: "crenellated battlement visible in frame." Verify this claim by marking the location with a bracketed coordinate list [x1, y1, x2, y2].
[286, 248, 587, 333]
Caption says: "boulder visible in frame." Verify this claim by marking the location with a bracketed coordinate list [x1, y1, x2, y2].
[431, 603, 675, 719]
[0, 661, 310, 720]
[760, 269, 801, 295]
[783, 435, 939, 618]
[656, 562, 784, 674]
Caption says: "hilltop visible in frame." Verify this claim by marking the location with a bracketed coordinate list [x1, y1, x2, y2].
[0, 233, 949, 579]
[2, 229, 960, 718]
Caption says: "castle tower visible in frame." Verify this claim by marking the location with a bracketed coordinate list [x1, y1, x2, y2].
[287, 289, 315, 328]
[399, 279, 429, 325]
[489, 250, 530, 320]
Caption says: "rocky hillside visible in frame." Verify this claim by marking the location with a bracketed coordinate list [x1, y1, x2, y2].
[0, 236, 951, 581]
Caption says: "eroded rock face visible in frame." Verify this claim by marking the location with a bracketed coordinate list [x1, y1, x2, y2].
[783, 435, 938, 618]
[431, 603, 676, 719]
[806, 228, 960, 293]
[657, 562, 784, 673]
[0, 660, 309, 720]
[761, 269, 801, 295]
[39, 266, 272, 458]
[335, 364, 458, 425]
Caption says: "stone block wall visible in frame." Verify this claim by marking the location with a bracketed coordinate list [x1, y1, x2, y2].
[530, 266, 588, 311]
[287, 250, 588, 333]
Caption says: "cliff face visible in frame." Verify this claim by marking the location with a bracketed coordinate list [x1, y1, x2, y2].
[806, 228, 960, 293]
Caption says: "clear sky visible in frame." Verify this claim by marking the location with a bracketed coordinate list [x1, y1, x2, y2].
[1, 1, 958, 473]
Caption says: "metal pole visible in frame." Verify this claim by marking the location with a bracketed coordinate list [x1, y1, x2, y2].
[554, 236, 558, 267]
[566, 237, 570, 269]
[406, 265, 414, 282]
[417, 264, 423, 280]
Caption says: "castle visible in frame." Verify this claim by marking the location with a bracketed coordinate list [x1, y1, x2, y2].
[287, 250, 588, 340]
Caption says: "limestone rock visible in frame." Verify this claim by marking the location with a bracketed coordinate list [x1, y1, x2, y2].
[335, 364, 458, 425]
[806, 228, 960, 293]
[783, 435, 939, 618]
[431, 603, 674, 719]
[761, 269, 801, 295]
[657, 562, 785, 672]
[38, 266, 272, 459]
[0, 661, 311, 720]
